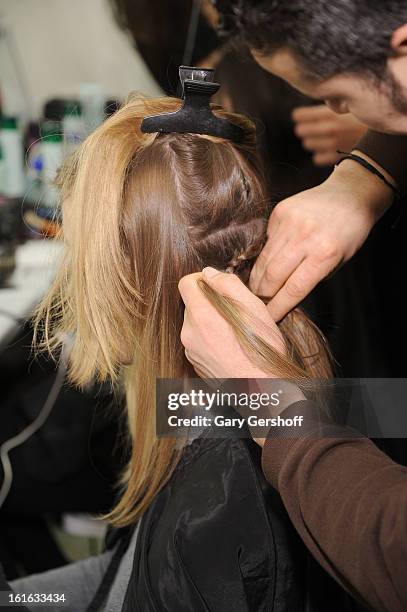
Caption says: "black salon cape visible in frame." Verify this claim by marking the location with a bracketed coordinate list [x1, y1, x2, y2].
[124, 435, 303, 611]
[114, 434, 356, 612]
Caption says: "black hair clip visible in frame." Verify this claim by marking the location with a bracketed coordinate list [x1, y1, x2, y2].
[141, 66, 244, 143]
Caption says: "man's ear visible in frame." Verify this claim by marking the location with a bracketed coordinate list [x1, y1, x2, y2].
[391, 23, 407, 55]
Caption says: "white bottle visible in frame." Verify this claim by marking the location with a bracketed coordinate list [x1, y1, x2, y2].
[62, 100, 85, 156]
[41, 120, 63, 208]
[79, 83, 105, 134]
[0, 116, 25, 198]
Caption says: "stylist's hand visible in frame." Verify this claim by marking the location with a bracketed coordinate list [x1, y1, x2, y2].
[178, 269, 305, 447]
[292, 104, 367, 166]
[250, 156, 394, 321]
[178, 268, 285, 379]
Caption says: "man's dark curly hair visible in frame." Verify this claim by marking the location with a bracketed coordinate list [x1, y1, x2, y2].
[214, 0, 407, 82]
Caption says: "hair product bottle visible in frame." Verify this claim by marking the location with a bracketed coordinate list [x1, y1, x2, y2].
[79, 83, 105, 134]
[41, 120, 63, 210]
[62, 100, 85, 156]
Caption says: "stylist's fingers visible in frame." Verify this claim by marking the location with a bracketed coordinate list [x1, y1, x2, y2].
[201, 267, 268, 312]
[201, 267, 284, 349]
[294, 120, 338, 139]
[292, 105, 335, 123]
[267, 256, 337, 322]
[293, 105, 368, 165]
[302, 136, 336, 153]
[250, 209, 287, 294]
[250, 203, 306, 296]
[250, 241, 305, 298]
[178, 272, 203, 307]
[180, 298, 218, 377]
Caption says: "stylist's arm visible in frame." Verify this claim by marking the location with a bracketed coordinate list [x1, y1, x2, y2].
[179, 268, 407, 612]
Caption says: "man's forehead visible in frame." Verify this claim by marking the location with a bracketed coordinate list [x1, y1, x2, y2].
[251, 46, 353, 99]
[251, 47, 302, 82]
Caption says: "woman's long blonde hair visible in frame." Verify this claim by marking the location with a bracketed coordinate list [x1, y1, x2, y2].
[35, 95, 332, 526]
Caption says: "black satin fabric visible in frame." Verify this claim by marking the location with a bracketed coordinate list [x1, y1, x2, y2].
[121, 434, 358, 612]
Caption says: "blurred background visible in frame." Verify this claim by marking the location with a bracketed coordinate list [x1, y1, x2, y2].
[0, 0, 405, 580]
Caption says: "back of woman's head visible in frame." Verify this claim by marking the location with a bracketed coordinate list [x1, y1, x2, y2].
[37, 95, 332, 525]
[52, 96, 267, 383]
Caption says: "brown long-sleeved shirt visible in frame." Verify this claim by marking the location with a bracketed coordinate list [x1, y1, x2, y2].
[260, 131, 407, 612]
[261, 402, 407, 612]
